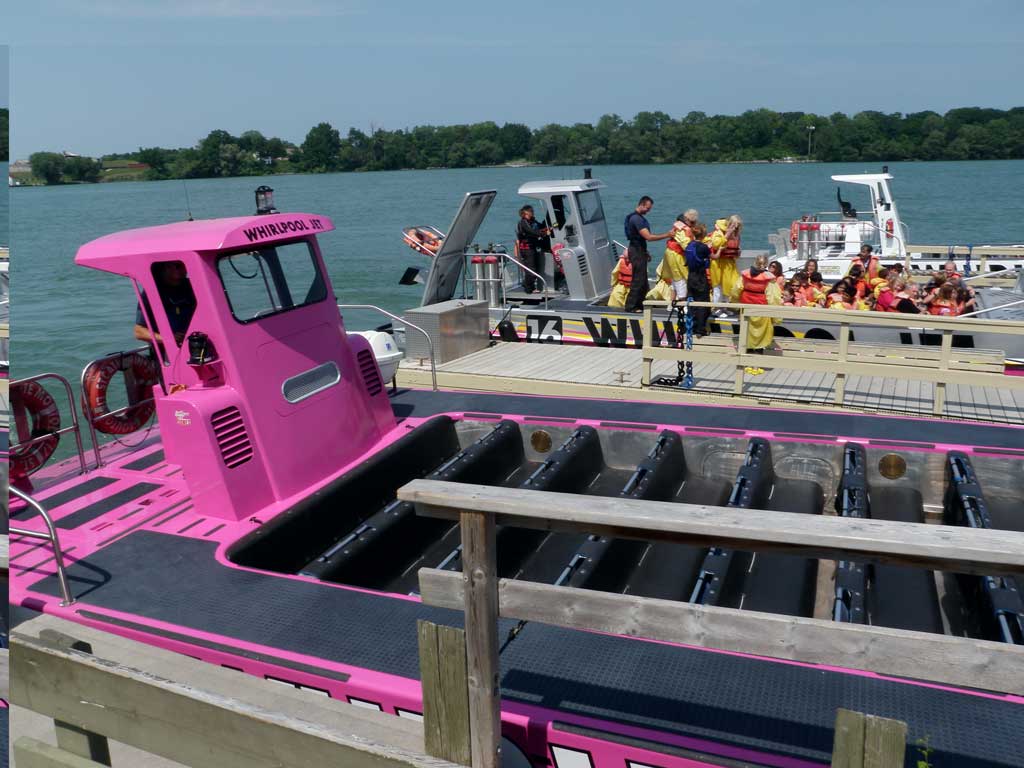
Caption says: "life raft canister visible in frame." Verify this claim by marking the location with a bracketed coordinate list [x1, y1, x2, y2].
[11, 380, 62, 480]
[83, 351, 161, 435]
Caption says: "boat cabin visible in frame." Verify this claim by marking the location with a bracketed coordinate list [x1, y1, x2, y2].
[418, 174, 620, 307]
[74, 213, 396, 522]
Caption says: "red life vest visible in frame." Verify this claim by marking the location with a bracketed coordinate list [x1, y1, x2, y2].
[718, 237, 741, 260]
[666, 239, 684, 255]
[616, 256, 633, 286]
[740, 269, 772, 305]
[874, 288, 899, 312]
[928, 300, 956, 317]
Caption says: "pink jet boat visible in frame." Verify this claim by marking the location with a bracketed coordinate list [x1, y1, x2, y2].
[8, 206, 1024, 768]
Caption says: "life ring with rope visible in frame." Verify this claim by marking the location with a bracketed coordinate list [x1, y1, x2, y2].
[11, 380, 62, 480]
[82, 351, 161, 435]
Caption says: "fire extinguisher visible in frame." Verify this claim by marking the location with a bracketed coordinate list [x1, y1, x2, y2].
[885, 219, 894, 239]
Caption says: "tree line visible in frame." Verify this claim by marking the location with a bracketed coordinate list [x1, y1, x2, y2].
[23, 106, 1024, 183]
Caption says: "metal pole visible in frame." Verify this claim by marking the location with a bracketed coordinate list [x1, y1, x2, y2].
[10, 486, 76, 606]
[338, 304, 437, 391]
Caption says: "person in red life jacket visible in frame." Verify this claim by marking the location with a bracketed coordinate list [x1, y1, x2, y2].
[740, 255, 780, 372]
[516, 205, 553, 294]
[874, 278, 900, 312]
[608, 252, 633, 309]
[803, 258, 819, 278]
[847, 264, 869, 299]
[790, 215, 809, 247]
[928, 283, 959, 316]
[957, 286, 976, 315]
[892, 277, 922, 314]
[849, 244, 880, 280]
[768, 260, 786, 288]
[942, 260, 962, 282]
[933, 284, 959, 316]
[623, 196, 674, 312]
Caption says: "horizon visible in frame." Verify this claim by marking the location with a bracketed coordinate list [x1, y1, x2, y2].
[7, 0, 1024, 158]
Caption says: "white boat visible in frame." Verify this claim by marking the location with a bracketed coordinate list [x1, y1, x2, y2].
[772, 170, 1024, 279]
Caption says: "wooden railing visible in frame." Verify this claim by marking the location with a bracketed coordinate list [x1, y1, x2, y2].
[11, 614, 459, 768]
[640, 301, 1024, 415]
[397, 479, 1024, 768]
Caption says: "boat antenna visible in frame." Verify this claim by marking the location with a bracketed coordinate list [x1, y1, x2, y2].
[183, 181, 194, 222]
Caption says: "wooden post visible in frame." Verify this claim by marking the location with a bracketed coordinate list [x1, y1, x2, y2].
[417, 621, 472, 766]
[38, 632, 113, 766]
[641, 306, 653, 387]
[835, 322, 850, 406]
[734, 309, 748, 395]
[934, 329, 953, 415]
[831, 709, 906, 768]
[460, 510, 501, 768]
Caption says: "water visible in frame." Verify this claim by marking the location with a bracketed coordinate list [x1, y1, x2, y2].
[1, 162, 8, 245]
[11, 160, 1024, 389]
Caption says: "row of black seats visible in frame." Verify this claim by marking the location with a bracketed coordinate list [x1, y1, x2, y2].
[300, 419, 526, 586]
[832, 444, 944, 633]
[944, 452, 1024, 645]
[689, 439, 823, 617]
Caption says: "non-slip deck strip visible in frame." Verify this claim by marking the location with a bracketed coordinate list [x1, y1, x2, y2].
[55, 482, 163, 530]
[26, 532, 1024, 768]
[10, 476, 118, 521]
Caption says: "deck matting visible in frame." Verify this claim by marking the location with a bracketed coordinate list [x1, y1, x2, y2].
[27, 532, 1024, 767]
[389, 389, 1024, 451]
[0, 708, 8, 768]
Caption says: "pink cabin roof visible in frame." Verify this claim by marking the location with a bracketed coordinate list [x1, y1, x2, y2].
[75, 213, 336, 275]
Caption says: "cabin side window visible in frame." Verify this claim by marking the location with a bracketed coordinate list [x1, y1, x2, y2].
[217, 240, 327, 323]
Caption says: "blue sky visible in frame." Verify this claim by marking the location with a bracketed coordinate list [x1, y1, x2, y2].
[6, 0, 1024, 157]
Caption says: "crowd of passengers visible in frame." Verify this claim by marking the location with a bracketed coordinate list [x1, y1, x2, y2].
[608, 196, 975, 318]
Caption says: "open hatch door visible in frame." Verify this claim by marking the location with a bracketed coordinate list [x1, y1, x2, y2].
[420, 190, 497, 306]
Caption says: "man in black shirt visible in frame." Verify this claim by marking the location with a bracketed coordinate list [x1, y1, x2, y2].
[134, 261, 197, 347]
[623, 196, 673, 311]
[515, 205, 552, 293]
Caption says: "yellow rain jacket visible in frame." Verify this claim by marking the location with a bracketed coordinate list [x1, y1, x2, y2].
[646, 239, 690, 302]
[709, 218, 742, 302]
[608, 256, 630, 308]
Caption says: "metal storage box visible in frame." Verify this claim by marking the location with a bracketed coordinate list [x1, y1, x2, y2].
[403, 299, 489, 364]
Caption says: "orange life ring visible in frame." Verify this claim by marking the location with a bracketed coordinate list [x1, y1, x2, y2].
[83, 352, 160, 435]
[11, 380, 62, 479]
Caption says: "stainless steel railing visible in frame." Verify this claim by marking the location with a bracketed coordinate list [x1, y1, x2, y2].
[338, 304, 438, 391]
[79, 348, 159, 468]
[10, 373, 90, 475]
[9, 486, 76, 606]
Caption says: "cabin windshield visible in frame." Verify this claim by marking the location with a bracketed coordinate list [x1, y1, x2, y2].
[217, 240, 326, 323]
[576, 190, 605, 225]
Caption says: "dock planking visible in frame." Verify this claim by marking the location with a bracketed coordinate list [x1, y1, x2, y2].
[399, 342, 1024, 425]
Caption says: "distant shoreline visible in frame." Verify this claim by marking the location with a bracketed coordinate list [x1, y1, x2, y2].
[14, 156, 1024, 188]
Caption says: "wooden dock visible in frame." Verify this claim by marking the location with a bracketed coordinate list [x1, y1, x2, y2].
[398, 342, 1024, 425]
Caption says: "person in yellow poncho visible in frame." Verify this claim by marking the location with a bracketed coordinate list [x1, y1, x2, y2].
[607, 252, 633, 309]
[709, 215, 743, 312]
[645, 211, 701, 302]
[739, 254, 782, 374]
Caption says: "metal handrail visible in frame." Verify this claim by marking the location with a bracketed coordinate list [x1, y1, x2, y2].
[959, 298, 1024, 318]
[11, 373, 90, 475]
[495, 252, 549, 309]
[9, 486, 76, 606]
[338, 304, 437, 391]
[80, 348, 157, 468]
